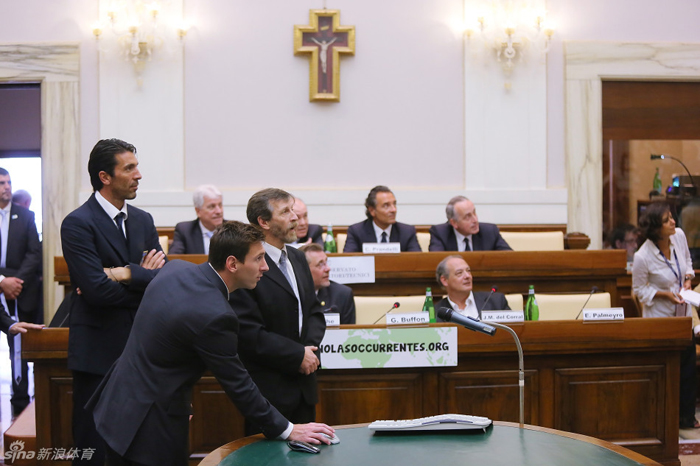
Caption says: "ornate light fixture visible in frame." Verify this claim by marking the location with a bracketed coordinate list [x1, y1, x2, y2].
[92, 1, 189, 85]
[464, 1, 554, 86]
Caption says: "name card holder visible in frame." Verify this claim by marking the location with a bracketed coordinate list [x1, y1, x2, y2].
[582, 308, 625, 322]
[481, 310, 525, 323]
[386, 312, 430, 325]
[363, 242, 401, 254]
[324, 313, 341, 327]
[327, 256, 376, 284]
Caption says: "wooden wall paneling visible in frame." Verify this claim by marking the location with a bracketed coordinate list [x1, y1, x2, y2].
[316, 372, 423, 425]
[189, 376, 245, 455]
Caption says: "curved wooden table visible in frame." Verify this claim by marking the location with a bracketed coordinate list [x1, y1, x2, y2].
[199, 422, 661, 466]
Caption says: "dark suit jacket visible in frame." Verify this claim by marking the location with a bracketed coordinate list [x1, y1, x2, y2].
[428, 222, 512, 251]
[297, 224, 324, 246]
[435, 292, 511, 322]
[317, 281, 356, 324]
[343, 219, 422, 252]
[61, 194, 163, 375]
[228, 245, 326, 419]
[169, 219, 204, 254]
[92, 261, 288, 466]
[0, 203, 42, 320]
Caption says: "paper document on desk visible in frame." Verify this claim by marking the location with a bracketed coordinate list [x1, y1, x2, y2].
[680, 289, 700, 307]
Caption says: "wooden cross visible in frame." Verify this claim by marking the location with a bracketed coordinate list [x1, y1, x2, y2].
[294, 10, 355, 102]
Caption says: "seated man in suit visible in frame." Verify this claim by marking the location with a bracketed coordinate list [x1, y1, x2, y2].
[429, 195, 511, 251]
[343, 185, 421, 252]
[299, 243, 356, 324]
[169, 184, 224, 254]
[91, 221, 334, 466]
[290, 197, 324, 247]
[435, 255, 510, 321]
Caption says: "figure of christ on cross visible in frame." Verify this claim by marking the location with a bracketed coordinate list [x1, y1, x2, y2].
[302, 15, 349, 94]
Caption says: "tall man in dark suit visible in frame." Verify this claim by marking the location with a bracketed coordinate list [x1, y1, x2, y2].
[299, 243, 356, 324]
[229, 188, 326, 435]
[169, 184, 224, 254]
[343, 185, 421, 252]
[290, 197, 324, 246]
[434, 255, 510, 321]
[61, 139, 166, 465]
[0, 168, 42, 417]
[91, 221, 334, 466]
[429, 195, 511, 251]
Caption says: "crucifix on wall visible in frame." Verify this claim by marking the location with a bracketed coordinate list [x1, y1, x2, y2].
[294, 10, 355, 102]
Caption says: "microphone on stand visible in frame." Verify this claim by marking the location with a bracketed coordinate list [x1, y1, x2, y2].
[575, 286, 599, 320]
[324, 305, 340, 314]
[436, 308, 496, 336]
[480, 285, 499, 318]
[373, 302, 400, 325]
[437, 306, 525, 427]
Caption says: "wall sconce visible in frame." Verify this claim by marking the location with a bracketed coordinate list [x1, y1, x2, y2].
[464, 1, 554, 87]
[93, 1, 190, 85]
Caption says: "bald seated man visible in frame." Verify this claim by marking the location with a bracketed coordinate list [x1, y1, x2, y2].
[429, 196, 511, 252]
[435, 255, 510, 321]
[290, 198, 324, 247]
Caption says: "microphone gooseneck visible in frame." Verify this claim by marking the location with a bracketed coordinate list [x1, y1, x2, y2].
[575, 286, 599, 320]
[436, 307, 497, 336]
[373, 302, 400, 325]
[480, 285, 499, 314]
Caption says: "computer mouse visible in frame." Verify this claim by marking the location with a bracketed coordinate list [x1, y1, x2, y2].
[323, 433, 340, 444]
[287, 440, 320, 454]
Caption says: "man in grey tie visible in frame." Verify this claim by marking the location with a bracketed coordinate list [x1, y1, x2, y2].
[0, 167, 42, 418]
[169, 184, 225, 254]
[229, 188, 326, 436]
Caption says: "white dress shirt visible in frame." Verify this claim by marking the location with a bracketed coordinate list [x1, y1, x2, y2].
[95, 190, 128, 237]
[632, 228, 695, 319]
[453, 228, 472, 252]
[199, 221, 214, 254]
[447, 292, 479, 320]
[372, 222, 393, 243]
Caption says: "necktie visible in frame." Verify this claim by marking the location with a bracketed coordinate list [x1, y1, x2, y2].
[465, 237, 471, 251]
[204, 231, 213, 254]
[381, 231, 388, 243]
[115, 212, 126, 238]
[279, 250, 294, 288]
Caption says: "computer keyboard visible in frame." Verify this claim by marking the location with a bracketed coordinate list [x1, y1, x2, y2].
[368, 414, 492, 432]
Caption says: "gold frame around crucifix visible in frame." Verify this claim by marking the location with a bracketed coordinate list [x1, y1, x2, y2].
[294, 9, 355, 102]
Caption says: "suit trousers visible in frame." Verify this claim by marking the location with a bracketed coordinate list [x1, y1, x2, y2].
[72, 371, 107, 465]
[7, 332, 29, 417]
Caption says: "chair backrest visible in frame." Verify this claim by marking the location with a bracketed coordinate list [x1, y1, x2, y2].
[416, 232, 430, 252]
[505, 293, 524, 311]
[499, 231, 565, 251]
[159, 235, 169, 255]
[336, 233, 347, 252]
[535, 292, 612, 320]
[354, 295, 426, 325]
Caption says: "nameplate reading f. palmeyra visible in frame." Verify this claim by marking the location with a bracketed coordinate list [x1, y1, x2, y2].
[386, 312, 430, 325]
[362, 242, 401, 254]
[481, 310, 525, 323]
[583, 308, 625, 322]
[324, 313, 341, 327]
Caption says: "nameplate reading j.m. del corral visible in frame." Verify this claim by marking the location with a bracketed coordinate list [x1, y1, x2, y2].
[481, 310, 525, 323]
[362, 242, 401, 254]
[324, 313, 341, 327]
[320, 327, 458, 369]
[386, 312, 430, 325]
[582, 308, 625, 321]
[327, 256, 375, 284]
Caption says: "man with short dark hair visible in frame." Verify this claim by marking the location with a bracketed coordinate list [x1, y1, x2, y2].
[91, 221, 334, 466]
[290, 198, 324, 246]
[299, 243, 356, 324]
[429, 196, 511, 251]
[608, 224, 639, 263]
[61, 138, 166, 465]
[170, 184, 225, 254]
[229, 188, 326, 435]
[0, 168, 42, 417]
[343, 185, 421, 252]
[434, 255, 510, 321]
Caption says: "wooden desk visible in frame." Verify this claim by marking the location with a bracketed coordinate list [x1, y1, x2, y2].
[24, 318, 688, 466]
[54, 249, 627, 304]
